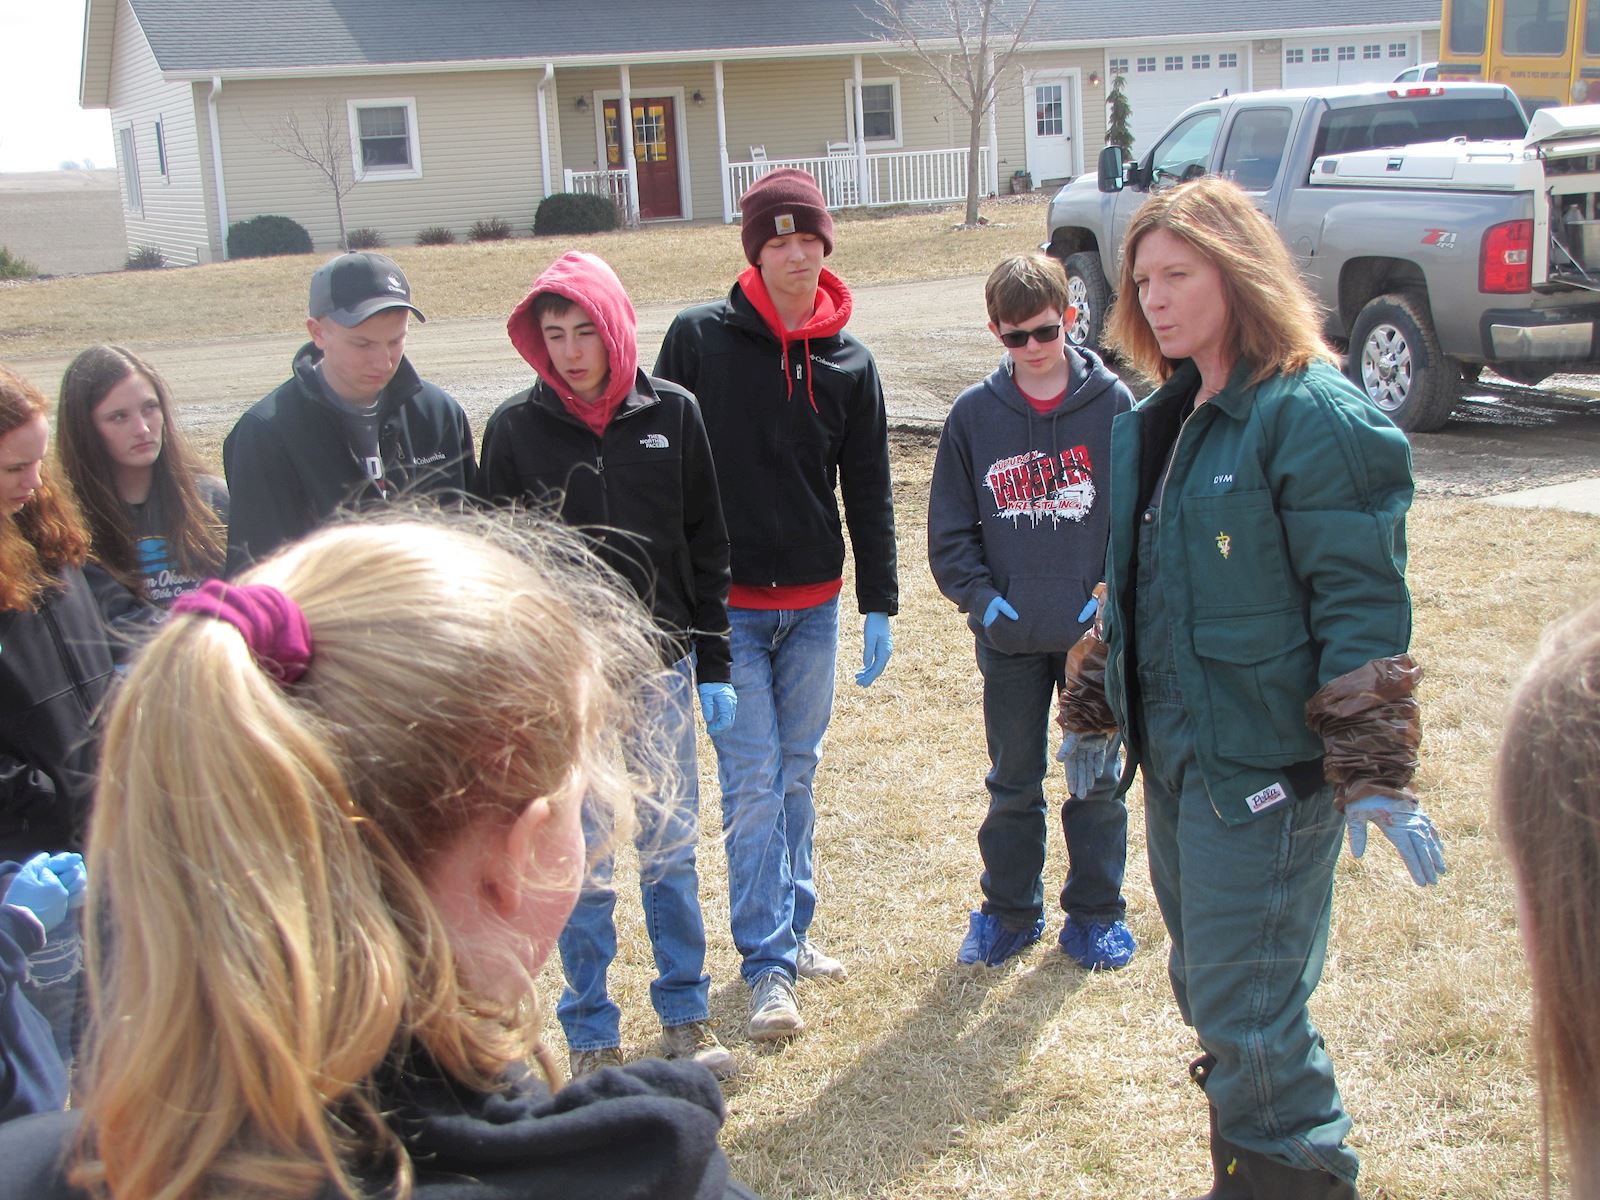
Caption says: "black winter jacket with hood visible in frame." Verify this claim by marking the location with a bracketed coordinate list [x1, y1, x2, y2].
[0, 566, 116, 861]
[927, 346, 1132, 655]
[653, 269, 898, 615]
[0, 1054, 759, 1199]
[481, 251, 732, 682]
[222, 346, 477, 574]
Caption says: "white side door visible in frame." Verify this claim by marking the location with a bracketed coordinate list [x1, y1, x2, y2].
[1025, 73, 1077, 181]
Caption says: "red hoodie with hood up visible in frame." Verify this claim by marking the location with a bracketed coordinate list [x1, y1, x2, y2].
[506, 251, 638, 436]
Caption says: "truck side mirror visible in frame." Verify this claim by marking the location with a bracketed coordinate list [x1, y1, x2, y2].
[1098, 145, 1127, 193]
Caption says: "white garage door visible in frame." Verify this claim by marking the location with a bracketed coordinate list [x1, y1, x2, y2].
[1282, 35, 1418, 88]
[1110, 45, 1247, 154]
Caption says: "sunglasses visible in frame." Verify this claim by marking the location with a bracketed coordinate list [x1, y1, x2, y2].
[997, 323, 1063, 348]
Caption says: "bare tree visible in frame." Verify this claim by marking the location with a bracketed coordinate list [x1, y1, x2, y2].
[256, 100, 356, 250]
[866, 0, 1042, 227]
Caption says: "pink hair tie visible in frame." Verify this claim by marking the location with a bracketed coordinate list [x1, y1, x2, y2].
[170, 580, 313, 685]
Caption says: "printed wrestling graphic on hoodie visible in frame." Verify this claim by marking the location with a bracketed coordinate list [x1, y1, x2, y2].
[928, 345, 1133, 656]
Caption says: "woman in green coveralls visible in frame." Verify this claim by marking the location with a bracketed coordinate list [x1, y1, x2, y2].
[1063, 177, 1446, 1199]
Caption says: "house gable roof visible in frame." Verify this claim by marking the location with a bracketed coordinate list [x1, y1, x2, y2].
[113, 0, 1441, 76]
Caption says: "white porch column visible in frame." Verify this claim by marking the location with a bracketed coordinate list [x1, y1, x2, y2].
[852, 54, 869, 201]
[715, 60, 732, 222]
[536, 62, 554, 197]
[620, 65, 639, 224]
[986, 53, 1000, 198]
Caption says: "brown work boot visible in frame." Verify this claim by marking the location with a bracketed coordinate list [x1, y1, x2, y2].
[660, 1019, 738, 1081]
[568, 1046, 625, 1081]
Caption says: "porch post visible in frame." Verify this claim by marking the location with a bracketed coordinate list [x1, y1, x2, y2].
[620, 65, 640, 224]
[536, 62, 554, 197]
[986, 52, 1000, 198]
[716, 60, 732, 222]
[852, 54, 869, 202]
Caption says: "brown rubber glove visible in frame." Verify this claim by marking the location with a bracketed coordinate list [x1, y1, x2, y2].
[1304, 653, 1423, 810]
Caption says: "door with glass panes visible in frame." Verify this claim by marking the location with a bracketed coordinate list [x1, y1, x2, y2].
[605, 97, 681, 220]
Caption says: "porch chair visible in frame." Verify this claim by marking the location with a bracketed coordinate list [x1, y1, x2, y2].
[825, 141, 860, 207]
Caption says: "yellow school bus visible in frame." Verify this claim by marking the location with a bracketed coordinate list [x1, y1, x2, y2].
[1439, 0, 1600, 111]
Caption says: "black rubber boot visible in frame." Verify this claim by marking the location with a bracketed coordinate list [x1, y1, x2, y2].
[1236, 1147, 1359, 1199]
[1179, 1053, 1253, 1200]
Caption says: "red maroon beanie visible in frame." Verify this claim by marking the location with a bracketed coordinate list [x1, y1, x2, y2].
[739, 168, 835, 265]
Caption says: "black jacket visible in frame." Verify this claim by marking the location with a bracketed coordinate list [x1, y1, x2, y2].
[0, 568, 116, 861]
[478, 372, 733, 683]
[223, 344, 477, 574]
[0, 1055, 759, 1199]
[653, 283, 898, 615]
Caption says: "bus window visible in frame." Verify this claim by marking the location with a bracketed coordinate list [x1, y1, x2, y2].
[1502, 0, 1571, 54]
[1587, 0, 1600, 54]
[1448, 0, 1490, 54]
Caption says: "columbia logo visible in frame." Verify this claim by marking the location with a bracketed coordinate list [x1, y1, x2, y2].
[640, 433, 669, 450]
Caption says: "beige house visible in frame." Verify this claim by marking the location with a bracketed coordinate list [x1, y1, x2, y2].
[80, 0, 1440, 264]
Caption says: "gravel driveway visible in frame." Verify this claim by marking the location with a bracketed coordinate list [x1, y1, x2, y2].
[10, 273, 1599, 498]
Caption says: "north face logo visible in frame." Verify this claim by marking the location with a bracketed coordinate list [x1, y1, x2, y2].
[639, 433, 669, 449]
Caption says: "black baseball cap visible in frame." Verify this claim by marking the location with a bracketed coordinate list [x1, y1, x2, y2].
[308, 252, 426, 326]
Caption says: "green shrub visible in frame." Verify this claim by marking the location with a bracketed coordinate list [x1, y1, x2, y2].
[227, 214, 313, 259]
[416, 225, 457, 246]
[467, 217, 513, 242]
[345, 227, 386, 249]
[0, 246, 37, 280]
[125, 245, 166, 271]
[534, 192, 619, 236]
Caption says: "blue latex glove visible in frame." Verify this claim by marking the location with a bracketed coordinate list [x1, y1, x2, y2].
[697, 682, 737, 736]
[856, 612, 893, 687]
[1077, 595, 1100, 623]
[1056, 731, 1112, 798]
[2, 852, 76, 933]
[1345, 795, 1447, 886]
[982, 596, 1019, 628]
[44, 852, 86, 910]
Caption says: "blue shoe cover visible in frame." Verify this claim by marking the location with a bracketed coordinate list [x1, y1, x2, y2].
[1059, 916, 1137, 970]
[957, 910, 1046, 966]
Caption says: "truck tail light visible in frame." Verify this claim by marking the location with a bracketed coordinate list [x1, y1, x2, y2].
[1481, 220, 1533, 293]
[1387, 86, 1445, 98]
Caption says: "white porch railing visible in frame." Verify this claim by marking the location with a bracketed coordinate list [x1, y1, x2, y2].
[728, 146, 994, 216]
[562, 168, 635, 224]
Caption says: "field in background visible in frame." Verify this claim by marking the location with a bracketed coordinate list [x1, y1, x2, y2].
[547, 435, 1596, 1199]
[0, 195, 1048, 358]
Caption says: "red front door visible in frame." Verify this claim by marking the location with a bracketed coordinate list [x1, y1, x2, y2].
[604, 97, 682, 220]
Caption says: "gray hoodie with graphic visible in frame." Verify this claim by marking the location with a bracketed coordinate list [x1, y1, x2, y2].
[928, 345, 1132, 655]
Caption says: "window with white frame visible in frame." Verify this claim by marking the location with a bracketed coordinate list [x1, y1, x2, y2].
[347, 98, 422, 180]
[1109, 57, 1129, 75]
[117, 125, 142, 215]
[1390, 42, 1410, 57]
[1286, 48, 1306, 64]
[1193, 53, 1211, 70]
[1312, 46, 1330, 62]
[1364, 43, 1382, 59]
[843, 78, 902, 147]
[1338, 45, 1356, 60]
[1219, 51, 1238, 68]
[154, 119, 169, 180]
[1165, 55, 1184, 70]
[1137, 56, 1156, 72]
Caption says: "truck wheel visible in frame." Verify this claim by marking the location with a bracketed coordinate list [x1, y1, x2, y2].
[1062, 252, 1111, 349]
[1345, 293, 1459, 433]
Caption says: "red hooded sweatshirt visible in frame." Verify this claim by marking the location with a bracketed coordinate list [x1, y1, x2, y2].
[506, 251, 638, 436]
[735, 263, 853, 413]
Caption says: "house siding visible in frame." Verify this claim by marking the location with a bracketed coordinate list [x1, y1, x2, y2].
[106, 0, 212, 265]
[214, 70, 551, 250]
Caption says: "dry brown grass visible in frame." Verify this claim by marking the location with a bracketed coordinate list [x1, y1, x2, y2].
[0, 196, 1048, 358]
[548, 436, 1598, 1200]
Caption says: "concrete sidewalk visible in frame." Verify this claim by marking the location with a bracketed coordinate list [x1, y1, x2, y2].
[1485, 477, 1600, 515]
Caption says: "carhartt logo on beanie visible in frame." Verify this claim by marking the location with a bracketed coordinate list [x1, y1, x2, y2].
[739, 168, 835, 265]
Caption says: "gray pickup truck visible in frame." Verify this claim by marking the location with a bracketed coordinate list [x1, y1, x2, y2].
[1044, 82, 1600, 431]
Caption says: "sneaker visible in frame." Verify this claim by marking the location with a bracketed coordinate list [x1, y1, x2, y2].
[1058, 916, 1138, 970]
[747, 971, 804, 1041]
[956, 910, 1046, 967]
[660, 1019, 739, 1081]
[796, 937, 848, 981]
[568, 1046, 625, 1080]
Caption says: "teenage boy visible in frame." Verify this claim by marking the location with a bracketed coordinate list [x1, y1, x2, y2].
[654, 168, 898, 1041]
[224, 252, 476, 573]
[478, 250, 737, 1082]
[928, 252, 1138, 970]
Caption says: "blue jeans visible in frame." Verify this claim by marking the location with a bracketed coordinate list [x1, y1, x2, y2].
[557, 658, 712, 1050]
[711, 598, 839, 985]
[973, 641, 1129, 929]
[23, 909, 83, 1063]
